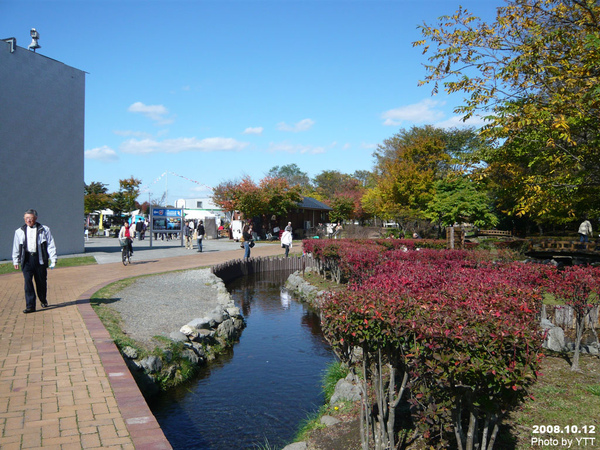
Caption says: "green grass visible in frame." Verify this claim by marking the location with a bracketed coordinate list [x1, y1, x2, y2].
[0, 255, 97, 274]
[252, 438, 279, 450]
[585, 385, 600, 397]
[322, 360, 350, 402]
[501, 354, 600, 449]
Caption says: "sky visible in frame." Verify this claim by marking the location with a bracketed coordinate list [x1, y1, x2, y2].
[2, 0, 502, 205]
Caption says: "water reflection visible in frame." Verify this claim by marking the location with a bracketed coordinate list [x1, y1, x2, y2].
[150, 271, 334, 449]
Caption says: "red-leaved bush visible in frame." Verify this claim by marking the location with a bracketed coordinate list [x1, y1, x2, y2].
[309, 239, 547, 450]
[543, 265, 600, 371]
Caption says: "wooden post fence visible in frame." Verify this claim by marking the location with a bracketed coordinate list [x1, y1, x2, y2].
[211, 255, 317, 283]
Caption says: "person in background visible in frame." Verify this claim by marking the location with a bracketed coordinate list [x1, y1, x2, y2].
[184, 221, 194, 249]
[135, 219, 144, 240]
[579, 217, 593, 243]
[243, 223, 254, 259]
[196, 220, 205, 252]
[285, 221, 292, 232]
[334, 222, 343, 239]
[281, 229, 293, 258]
[12, 209, 57, 313]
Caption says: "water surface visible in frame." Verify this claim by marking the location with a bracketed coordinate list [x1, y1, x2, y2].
[150, 271, 334, 449]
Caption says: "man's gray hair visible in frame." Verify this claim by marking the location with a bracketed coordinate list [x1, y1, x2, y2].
[25, 209, 38, 217]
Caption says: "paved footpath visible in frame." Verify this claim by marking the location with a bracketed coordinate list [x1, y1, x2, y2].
[0, 238, 285, 449]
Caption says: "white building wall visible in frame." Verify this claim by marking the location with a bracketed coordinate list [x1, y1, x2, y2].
[175, 197, 220, 210]
[0, 40, 85, 261]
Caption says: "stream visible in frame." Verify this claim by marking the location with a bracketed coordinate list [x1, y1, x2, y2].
[149, 271, 335, 449]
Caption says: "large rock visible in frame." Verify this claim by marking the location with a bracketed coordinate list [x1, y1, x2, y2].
[226, 306, 241, 318]
[181, 348, 200, 364]
[140, 355, 163, 373]
[190, 329, 214, 343]
[282, 443, 307, 450]
[187, 317, 212, 330]
[122, 346, 138, 359]
[180, 325, 199, 340]
[330, 373, 361, 405]
[208, 309, 227, 327]
[541, 319, 566, 352]
[169, 331, 189, 342]
[320, 415, 341, 427]
[217, 319, 237, 341]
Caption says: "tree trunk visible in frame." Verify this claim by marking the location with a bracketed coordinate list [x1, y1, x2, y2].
[571, 312, 585, 371]
[452, 399, 465, 450]
[466, 409, 477, 450]
[360, 354, 370, 450]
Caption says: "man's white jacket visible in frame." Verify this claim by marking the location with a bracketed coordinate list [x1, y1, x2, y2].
[12, 223, 57, 267]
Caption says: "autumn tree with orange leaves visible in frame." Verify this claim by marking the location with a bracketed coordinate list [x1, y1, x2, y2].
[211, 175, 302, 221]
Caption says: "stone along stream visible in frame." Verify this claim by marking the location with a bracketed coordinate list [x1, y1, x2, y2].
[149, 271, 335, 449]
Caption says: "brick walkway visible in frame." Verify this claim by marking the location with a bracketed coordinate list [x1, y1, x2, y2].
[0, 244, 284, 449]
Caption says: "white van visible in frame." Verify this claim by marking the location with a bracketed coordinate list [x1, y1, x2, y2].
[231, 220, 243, 241]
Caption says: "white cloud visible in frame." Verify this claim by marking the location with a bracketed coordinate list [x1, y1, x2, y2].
[120, 137, 249, 154]
[113, 130, 153, 139]
[128, 102, 174, 125]
[85, 146, 119, 162]
[268, 141, 326, 155]
[361, 142, 377, 150]
[381, 99, 445, 126]
[243, 127, 264, 135]
[434, 114, 488, 129]
[277, 118, 315, 132]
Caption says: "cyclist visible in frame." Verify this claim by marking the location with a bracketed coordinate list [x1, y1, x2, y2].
[118, 221, 134, 257]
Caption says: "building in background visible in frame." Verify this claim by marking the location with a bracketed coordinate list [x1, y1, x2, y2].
[0, 35, 86, 261]
[175, 197, 226, 225]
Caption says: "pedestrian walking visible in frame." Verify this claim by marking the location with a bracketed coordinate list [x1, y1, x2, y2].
[184, 221, 194, 249]
[196, 220, 205, 252]
[243, 223, 254, 259]
[579, 217, 593, 243]
[281, 229, 292, 257]
[12, 209, 57, 313]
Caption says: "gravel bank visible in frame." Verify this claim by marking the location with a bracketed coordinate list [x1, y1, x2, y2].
[109, 268, 231, 345]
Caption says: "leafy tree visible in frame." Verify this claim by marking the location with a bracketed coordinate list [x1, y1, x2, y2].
[424, 177, 499, 229]
[85, 181, 109, 195]
[211, 176, 301, 220]
[313, 170, 353, 200]
[231, 176, 263, 219]
[211, 179, 239, 214]
[110, 177, 141, 218]
[352, 170, 374, 188]
[266, 164, 311, 190]
[84, 181, 111, 214]
[329, 195, 355, 224]
[363, 126, 482, 226]
[415, 0, 600, 222]
[311, 170, 369, 222]
[259, 176, 303, 219]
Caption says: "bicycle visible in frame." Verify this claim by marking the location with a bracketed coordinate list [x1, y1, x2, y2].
[120, 238, 132, 266]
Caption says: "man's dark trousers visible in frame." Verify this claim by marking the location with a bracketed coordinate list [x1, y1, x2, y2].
[22, 253, 47, 310]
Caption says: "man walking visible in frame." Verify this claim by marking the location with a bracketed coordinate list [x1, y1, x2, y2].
[12, 209, 57, 313]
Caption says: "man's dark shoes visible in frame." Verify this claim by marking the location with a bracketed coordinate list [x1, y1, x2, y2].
[23, 309, 35, 314]
[41, 301, 49, 308]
